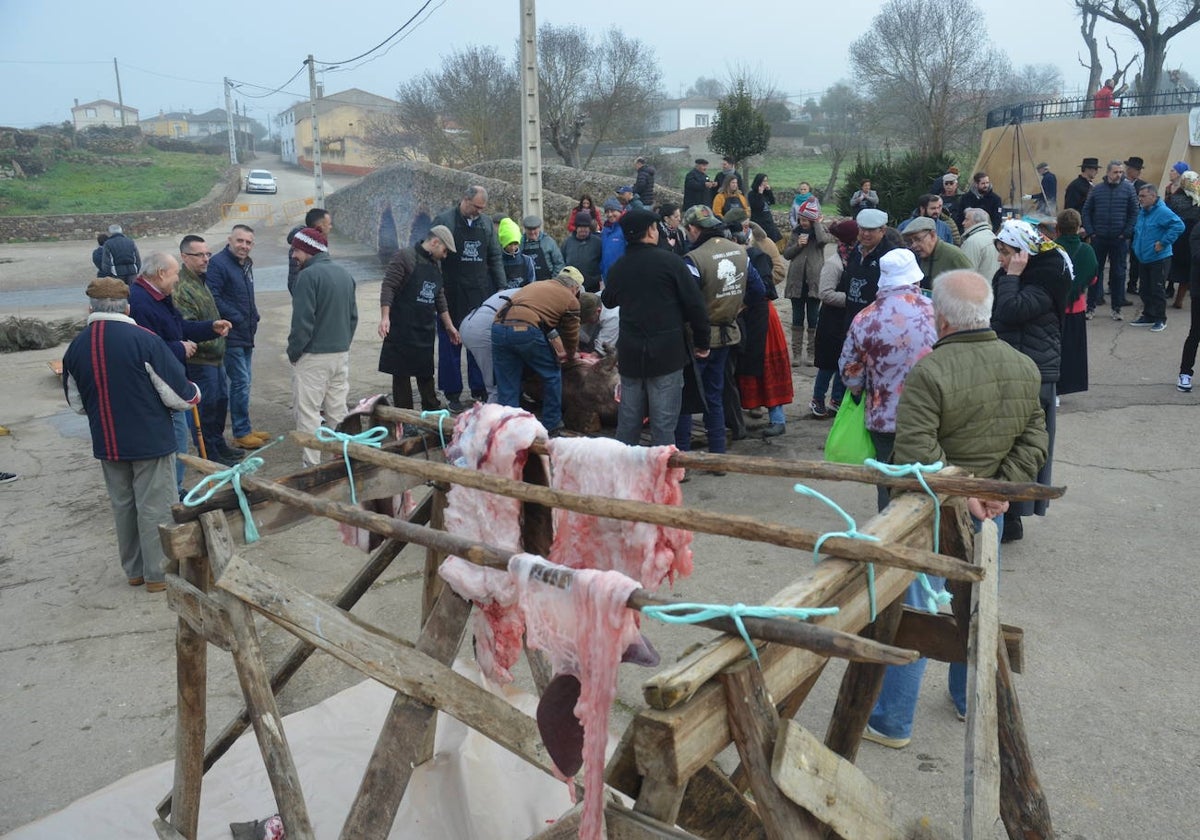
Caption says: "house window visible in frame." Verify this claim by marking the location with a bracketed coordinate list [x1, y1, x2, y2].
[114, 109, 122, 119]
[84, 108, 97, 118]
[695, 114, 709, 127]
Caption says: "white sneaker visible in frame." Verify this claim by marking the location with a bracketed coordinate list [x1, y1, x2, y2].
[1179, 373, 1193, 393]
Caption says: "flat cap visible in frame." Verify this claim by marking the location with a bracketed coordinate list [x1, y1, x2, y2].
[86, 277, 129, 300]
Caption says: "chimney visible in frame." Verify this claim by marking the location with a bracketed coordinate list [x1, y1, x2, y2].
[74, 98, 79, 107]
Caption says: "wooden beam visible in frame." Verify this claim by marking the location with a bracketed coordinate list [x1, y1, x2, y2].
[529, 801, 708, 839]
[772, 720, 955, 840]
[152, 818, 188, 840]
[212, 551, 558, 778]
[964, 518, 1001, 839]
[375, 407, 1064, 502]
[421, 485, 447, 625]
[731, 668, 824, 794]
[293, 431, 984, 583]
[633, 493, 935, 785]
[164, 574, 232, 652]
[339, 583, 472, 840]
[201, 513, 315, 839]
[180, 456, 916, 668]
[892, 611, 1025, 675]
[719, 661, 824, 839]
[167, 554, 209, 839]
[997, 634, 1055, 838]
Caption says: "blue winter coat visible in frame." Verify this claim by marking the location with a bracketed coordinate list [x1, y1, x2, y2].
[206, 245, 259, 348]
[1132, 198, 1185, 264]
[600, 222, 626, 281]
[128, 278, 219, 364]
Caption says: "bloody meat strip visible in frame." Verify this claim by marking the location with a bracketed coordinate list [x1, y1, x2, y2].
[512, 554, 641, 840]
[547, 437, 693, 589]
[441, 404, 547, 683]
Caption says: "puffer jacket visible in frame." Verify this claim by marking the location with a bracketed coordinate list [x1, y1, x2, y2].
[1082, 179, 1138, 238]
[782, 222, 831, 299]
[893, 329, 1047, 484]
[206, 245, 259, 348]
[991, 247, 1072, 383]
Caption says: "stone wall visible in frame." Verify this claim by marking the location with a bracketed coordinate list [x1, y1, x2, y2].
[327, 158, 689, 253]
[0, 167, 242, 243]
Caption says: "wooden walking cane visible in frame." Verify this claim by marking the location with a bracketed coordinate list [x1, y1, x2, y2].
[191, 405, 207, 460]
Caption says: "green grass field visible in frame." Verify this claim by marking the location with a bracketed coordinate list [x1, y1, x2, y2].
[753, 155, 836, 195]
[0, 148, 227, 216]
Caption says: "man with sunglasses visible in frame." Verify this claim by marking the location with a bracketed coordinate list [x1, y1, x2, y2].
[175, 235, 244, 465]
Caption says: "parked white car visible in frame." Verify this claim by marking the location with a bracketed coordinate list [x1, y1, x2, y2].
[244, 169, 277, 194]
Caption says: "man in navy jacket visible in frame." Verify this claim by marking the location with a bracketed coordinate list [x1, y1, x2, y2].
[206, 224, 265, 448]
[63, 278, 200, 592]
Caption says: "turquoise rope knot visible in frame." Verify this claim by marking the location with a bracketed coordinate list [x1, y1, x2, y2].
[864, 458, 952, 615]
[420, 409, 452, 450]
[642, 601, 839, 664]
[316, 425, 390, 505]
[182, 436, 283, 544]
[793, 483, 883, 620]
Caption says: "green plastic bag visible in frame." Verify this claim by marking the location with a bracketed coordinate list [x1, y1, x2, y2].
[823, 392, 876, 464]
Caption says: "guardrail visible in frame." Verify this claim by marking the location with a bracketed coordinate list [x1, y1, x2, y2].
[987, 88, 1200, 128]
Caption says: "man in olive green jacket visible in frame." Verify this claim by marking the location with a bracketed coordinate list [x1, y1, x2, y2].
[865, 269, 1047, 750]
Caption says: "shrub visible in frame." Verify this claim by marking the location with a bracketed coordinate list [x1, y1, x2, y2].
[837, 150, 958, 224]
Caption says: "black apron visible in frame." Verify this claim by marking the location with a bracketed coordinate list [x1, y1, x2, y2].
[378, 252, 443, 378]
[444, 220, 491, 324]
[813, 242, 890, 370]
[523, 240, 553, 280]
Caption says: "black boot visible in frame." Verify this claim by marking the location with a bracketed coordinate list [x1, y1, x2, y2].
[1001, 512, 1024, 543]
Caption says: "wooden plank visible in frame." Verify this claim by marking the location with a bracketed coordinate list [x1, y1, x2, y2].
[294, 431, 983, 583]
[633, 775, 689, 826]
[719, 661, 823, 840]
[892, 611, 1025, 675]
[152, 817, 188, 840]
[377, 407, 1064, 502]
[202, 514, 315, 839]
[165, 575, 233, 651]
[421, 485, 447, 625]
[997, 629, 1054, 838]
[731, 667, 824, 794]
[824, 598, 905, 764]
[168, 554, 209, 839]
[213, 551, 558, 778]
[644, 492, 934, 711]
[678, 764, 766, 839]
[772, 720, 956, 840]
[634, 492, 935, 785]
[964, 518, 1001, 839]
[529, 801, 706, 840]
[339, 583, 472, 840]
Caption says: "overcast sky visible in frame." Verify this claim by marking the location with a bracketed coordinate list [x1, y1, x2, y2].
[3, 0, 1199, 130]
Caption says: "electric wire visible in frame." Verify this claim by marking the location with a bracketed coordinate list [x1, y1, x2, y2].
[313, 0, 435, 67]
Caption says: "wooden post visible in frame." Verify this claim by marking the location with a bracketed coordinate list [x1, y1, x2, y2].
[202, 513, 316, 840]
[997, 639, 1055, 838]
[339, 584, 472, 839]
[168, 552, 208, 838]
[964, 519, 1001, 838]
[422, 485, 447, 625]
[719, 660, 824, 839]
[823, 598, 906, 764]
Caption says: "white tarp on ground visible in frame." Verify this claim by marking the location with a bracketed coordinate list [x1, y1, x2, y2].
[7, 664, 575, 839]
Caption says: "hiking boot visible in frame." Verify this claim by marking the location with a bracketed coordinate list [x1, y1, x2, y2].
[146, 581, 167, 593]
[863, 725, 910, 749]
[809, 398, 827, 419]
[1178, 373, 1193, 393]
[233, 434, 265, 449]
[1001, 513, 1024, 543]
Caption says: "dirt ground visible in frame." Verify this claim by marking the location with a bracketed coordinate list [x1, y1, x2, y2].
[0, 161, 1196, 837]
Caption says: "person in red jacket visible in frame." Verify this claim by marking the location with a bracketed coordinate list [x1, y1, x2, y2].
[1093, 79, 1121, 118]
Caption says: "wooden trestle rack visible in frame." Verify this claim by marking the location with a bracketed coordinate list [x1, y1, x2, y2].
[153, 405, 1061, 840]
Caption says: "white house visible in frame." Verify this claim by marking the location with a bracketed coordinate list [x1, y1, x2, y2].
[71, 99, 138, 131]
[651, 98, 718, 134]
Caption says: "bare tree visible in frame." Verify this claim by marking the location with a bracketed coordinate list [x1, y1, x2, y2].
[723, 62, 781, 111]
[359, 109, 421, 165]
[574, 28, 662, 169]
[850, 0, 1012, 156]
[817, 83, 866, 201]
[537, 24, 592, 167]
[1007, 64, 1064, 100]
[1077, 0, 1200, 108]
[385, 46, 520, 167]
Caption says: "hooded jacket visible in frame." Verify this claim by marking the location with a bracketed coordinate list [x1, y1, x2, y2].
[991, 247, 1072, 383]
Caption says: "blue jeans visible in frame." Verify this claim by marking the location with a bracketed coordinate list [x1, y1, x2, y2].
[868, 518, 997, 739]
[768, 405, 785, 424]
[171, 410, 189, 495]
[491, 323, 563, 430]
[223, 346, 253, 438]
[1089, 235, 1129, 311]
[812, 368, 846, 403]
[617, 369, 683, 446]
[186, 363, 229, 456]
[790, 296, 820, 328]
[438, 320, 486, 399]
[674, 347, 729, 454]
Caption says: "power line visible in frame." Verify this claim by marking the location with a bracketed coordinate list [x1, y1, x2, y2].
[120, 63, 221, 87]
[313, 0, 435, 67]
[230, 64, 309, 99]
[324, 0, 445, 75]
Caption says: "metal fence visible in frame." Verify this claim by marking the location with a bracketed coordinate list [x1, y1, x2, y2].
[986, 89, 1200, 128]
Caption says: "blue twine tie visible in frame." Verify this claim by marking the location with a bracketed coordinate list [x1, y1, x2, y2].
[182, 436, 283, 544]
[642, 602, 839, 664]
[420, 409, 452, 450]
[793, 483, 883, 620]
[864, 458, 953, 615]
[315, 425, 390, 505]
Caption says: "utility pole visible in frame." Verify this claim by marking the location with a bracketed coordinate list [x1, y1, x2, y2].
[519, 0, 543, 221]
[306, 54, 325, 206]
[223, 77, 238, 166]
[113, 58, 126, 127]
